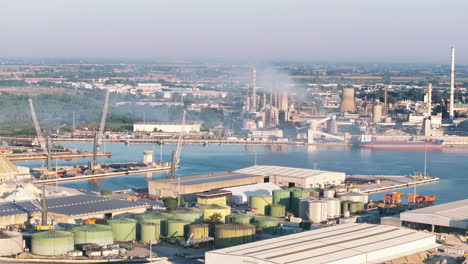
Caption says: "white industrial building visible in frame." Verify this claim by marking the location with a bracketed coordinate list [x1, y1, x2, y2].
[401, 199, 468, 233]
[133, 122, 201, 133]
[235, 165, 345, 188]
[206, 223, 437, 264]
[221, 182, 281, 204]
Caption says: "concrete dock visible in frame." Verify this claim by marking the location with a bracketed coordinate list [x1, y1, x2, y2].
[7, 151, 112, 161]
[346, 174, 440, 193]
[34, 165, 176, 184]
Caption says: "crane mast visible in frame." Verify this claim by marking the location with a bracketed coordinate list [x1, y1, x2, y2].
[28, 99, 52, 173]
[169, 110, 186, 178]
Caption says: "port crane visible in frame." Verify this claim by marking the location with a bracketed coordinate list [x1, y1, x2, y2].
[307, 115, 344, 143]
[169, 110, 186, 178]
[85, 91, 110, 175]
[28, 99, 55, 179]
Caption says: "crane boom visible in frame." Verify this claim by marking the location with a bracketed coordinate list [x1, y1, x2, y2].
[28, 99, 48, 157]
[97, 90, 110, 147]
[174, 110, 186, 165]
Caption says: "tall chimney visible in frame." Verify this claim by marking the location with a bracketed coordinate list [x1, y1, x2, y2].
[449, 46, 455, 120]
[427, 83, 432, 117]
[251, 67, 257, 111]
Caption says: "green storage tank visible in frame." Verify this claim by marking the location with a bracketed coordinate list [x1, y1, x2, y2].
[291, 190, 310, 216]
[108, 218, 137, 241]
[31, 230, 74, 256]
[269, 204, 286, 218]
[229, 214, 254, 224]
[255, 217, 280, 233]
[188, 224, 209, 239]
[341, 201, 350, 214]
[272, 190, 291, 211]
[215, 223, 256, 248]
[171, 208, 203, 224]
[166, 219, 189, 237]
[139, 212, 174, 236]
[349, 202, 359, 214]
[140, 222, 160, 243]
[249, 194, 272, 215]
[72, 224, 113, 246]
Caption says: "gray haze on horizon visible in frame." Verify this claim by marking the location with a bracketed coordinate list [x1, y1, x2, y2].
[1, 0, 467, 64]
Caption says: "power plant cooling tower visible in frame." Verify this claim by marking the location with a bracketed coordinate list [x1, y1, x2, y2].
[339, 88, 355, 113]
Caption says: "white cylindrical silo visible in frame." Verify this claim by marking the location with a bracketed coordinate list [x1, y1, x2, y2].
[307, 200, 322, 224]
[324, 198, 340, 218]
[323, 189, 335, 198]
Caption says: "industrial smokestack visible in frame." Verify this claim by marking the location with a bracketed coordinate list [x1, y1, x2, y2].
[339, 87, 355, 113]
[427, 83, 432, 117]
[251, 67, 257, 111]
[449, 46, 455, 120]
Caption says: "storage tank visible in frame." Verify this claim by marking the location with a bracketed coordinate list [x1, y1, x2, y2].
[272, 190, 291, 210]
[299, 197, 315, 219]
[341, 201, 350, 215]
[307, 200, 328, 224]
[255, 217, 279, 233]
[72, 224, 113, 246]
[140, 222, 160, 243]
[323, 189, 335, 198]
[107, 218, 137, 241]
[171, 208, 203, 224]
[0, 231, 23, 256]
[323, 198, 340, 218]
[346, 192, 369, 203]
[373, 104, 383, 123]
[188, 224, 209, 239]
[249, 194, 272, 215]
[31, 230, 74, 256]
[139, 212, 174, 236]
[230, 214, 254, 224]
[167, 219, 189, 238]
[349, 202, 364, 214]
[215, 223, 255, 248]
[269, 204, 285, 218]
[336, 186, 347, 193]
[291, 190, 310, 216]
[201, 204, 231, 223]
[348, 187, 361, 192]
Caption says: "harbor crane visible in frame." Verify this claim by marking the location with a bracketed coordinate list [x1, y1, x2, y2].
[169, 110, 186, 178]
[85, 91, 110, 175]
[28, 99, 55, 179]
[307, 115, 344, 143]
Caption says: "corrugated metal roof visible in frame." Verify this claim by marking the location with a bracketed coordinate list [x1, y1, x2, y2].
[207, 223, 437, 264]
[0, 195, 146, 218]
[401, 199, 468, 221]
[168, 173, 255, 185]
[234, 165, 344, 179]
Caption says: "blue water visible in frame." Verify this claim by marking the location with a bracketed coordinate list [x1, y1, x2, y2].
[12, 143, 468, 204]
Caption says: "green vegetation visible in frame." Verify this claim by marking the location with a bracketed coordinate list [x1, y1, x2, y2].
[162, 197, 185, 209]
[12, 149, 27, 153]
[100, 189, 113, 195]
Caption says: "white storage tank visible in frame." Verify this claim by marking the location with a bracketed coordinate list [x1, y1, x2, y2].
[346, 192, 369, 203]
[0, 231, 23, 256]
[323, 198, 340, 218]
[348, 187, 360, 192]
[307, 200, 328, 224]
[323, 189, 335, 198]
[336, 187, 347, 193]
[299, 197, 316, 220]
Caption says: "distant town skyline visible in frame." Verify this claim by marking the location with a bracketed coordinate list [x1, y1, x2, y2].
[1, 0, 467, 63]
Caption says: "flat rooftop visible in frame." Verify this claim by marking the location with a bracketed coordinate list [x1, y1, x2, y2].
[0, 194, 145, 217]
[206, 223, 437, 264]
[235, 165, 344, 179]
[167, 173, 255, 186]
[401, 199, 468, 229]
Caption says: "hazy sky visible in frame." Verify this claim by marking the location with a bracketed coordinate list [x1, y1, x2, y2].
[1, 0, 467, 63]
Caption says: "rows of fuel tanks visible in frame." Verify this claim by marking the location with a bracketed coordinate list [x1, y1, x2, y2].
[248, 187, 369, 224]
[25, 204, 265, 255]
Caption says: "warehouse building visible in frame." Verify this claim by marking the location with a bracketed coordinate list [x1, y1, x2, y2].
[206, 223, 437, 264]
[0, 195, 147, 227]
[401, 199, 468, 233]
[133, 122, 201, 133]
[148, 172, 264, 199]
[235, 165, 345, 188]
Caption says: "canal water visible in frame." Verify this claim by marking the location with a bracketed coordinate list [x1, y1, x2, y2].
[12, 142, 468, 204]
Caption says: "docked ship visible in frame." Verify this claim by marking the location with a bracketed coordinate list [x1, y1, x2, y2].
[358, 135, 444, 150]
